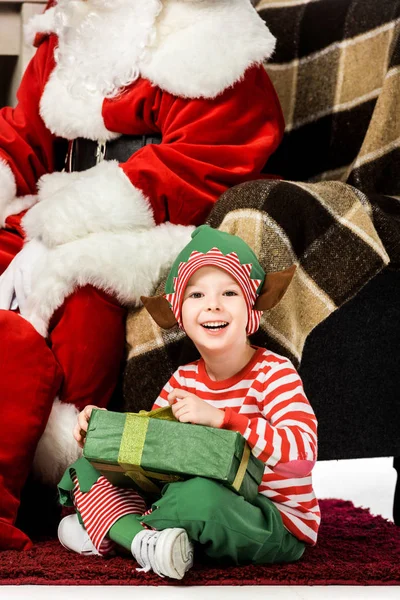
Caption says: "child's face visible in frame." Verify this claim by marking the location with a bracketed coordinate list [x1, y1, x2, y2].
[181, 266, 249, 354]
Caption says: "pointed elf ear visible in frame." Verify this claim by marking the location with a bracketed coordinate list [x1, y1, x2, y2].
[140, 295, 178, 329]
[253, 265, 297, 311]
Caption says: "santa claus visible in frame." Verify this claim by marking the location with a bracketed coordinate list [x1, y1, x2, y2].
[0, 0, 283, 550]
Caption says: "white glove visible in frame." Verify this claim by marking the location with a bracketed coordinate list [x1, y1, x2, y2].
[0, 239, 49, 314]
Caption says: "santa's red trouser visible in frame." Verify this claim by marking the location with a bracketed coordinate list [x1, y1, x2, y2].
[0, 215, 127, 550]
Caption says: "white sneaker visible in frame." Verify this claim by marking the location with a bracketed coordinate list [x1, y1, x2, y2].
[58, 514, 100, 556]
[131, 528, 194, 580]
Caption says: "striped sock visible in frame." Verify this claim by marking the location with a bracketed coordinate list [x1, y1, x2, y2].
[71, 474, 147, 555]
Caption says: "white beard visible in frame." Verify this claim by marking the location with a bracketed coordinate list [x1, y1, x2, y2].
[53, 0, 163, 99]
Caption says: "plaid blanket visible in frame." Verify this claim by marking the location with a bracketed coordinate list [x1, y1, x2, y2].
[259, 0, 400, 194]
[119, 0, 400, 413]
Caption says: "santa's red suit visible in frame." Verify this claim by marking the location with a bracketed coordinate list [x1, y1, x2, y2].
[0, 0, 283, 550]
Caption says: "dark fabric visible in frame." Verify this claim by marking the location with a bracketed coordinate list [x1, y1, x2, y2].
[261, 0, 397, 61]
[66, 134, 162, 172]
[258, 0, 400, 197]
[300, 269, 400, 460]
[2, 500, 400, 585]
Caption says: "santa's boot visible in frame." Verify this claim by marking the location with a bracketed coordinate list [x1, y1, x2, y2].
[0, 311, 62, 550]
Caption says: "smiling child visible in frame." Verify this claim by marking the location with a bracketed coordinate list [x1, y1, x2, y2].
[57, 225, 320, 580]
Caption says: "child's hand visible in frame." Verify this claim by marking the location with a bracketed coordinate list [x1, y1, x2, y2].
[73, 405, 106, 448]
[167, 389, 224, 428]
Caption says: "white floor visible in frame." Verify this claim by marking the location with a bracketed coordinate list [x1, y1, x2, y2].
[1, 457, 399, 599]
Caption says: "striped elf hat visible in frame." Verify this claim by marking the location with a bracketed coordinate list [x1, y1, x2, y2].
[164, 225, 265, 335]
[141, 225, 296, 333]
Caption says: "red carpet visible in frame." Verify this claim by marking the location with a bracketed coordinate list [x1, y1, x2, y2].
[1, 499, 399, 586]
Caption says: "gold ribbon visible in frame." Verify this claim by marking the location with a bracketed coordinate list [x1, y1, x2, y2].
[91, 462, 181, 494]
[96, 406, 250, 494]
[137, 406, 176, 421]
[231, 443, 250, 492]
[116, 406, 178, 493]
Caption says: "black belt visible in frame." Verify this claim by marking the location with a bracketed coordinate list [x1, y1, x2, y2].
[65, 134, 162, 172]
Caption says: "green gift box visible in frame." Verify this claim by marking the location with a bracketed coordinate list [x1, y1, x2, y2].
[83, 407, 264, 503]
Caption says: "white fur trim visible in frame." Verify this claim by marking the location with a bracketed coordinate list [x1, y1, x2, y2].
[40, 69, 118, 141]
[31, 0, 275, 138]
[36, 170, 81, 198]
[22, 223, 195, 337]
[32, 398, 82, 486]
[142, 0, 276, 99]
[0, 158, 39, 226]
[24, 6, 56, 46]
[0, 159, 17, 227]
[22, 161, 155, 247]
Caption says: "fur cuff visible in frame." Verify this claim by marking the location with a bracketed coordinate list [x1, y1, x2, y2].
[22, 161, 155, 247]
[0, 159, 17, 227]
[36, 170, 81, 197]
[23, 222, 195, 337]
[24, 6, 56, 46]
[142, 0, 276, 99]
[32, 398, 82, 486]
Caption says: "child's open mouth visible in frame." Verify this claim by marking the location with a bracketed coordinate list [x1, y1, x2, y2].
[201, 321, 229, 331]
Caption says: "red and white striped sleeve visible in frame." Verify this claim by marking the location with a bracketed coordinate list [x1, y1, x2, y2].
[222, 360, 318, 478]
[152, 369, 186, 410]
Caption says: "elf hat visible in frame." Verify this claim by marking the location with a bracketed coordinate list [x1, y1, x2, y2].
[141, 225, 296, 335]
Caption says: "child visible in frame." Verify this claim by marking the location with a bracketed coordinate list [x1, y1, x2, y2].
[57, 225, 320, 580]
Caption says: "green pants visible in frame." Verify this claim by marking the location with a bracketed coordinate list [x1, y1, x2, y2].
[59, 458, 305, 565]
[139, 477, 305, 565]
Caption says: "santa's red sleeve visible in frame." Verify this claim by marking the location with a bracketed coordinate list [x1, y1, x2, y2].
[21, 64, 284, 247]
[0, 37, 56, 225]
[120, 64, 284, 226]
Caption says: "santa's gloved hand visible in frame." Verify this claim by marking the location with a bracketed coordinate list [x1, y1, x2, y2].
[0, 239, 49, 314]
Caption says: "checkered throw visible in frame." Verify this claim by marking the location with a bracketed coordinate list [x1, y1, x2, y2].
[119, 0, 400, 413]
[259, 0, 400, 191]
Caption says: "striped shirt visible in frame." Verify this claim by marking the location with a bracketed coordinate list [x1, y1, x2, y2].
[153, 346, 320, 546]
